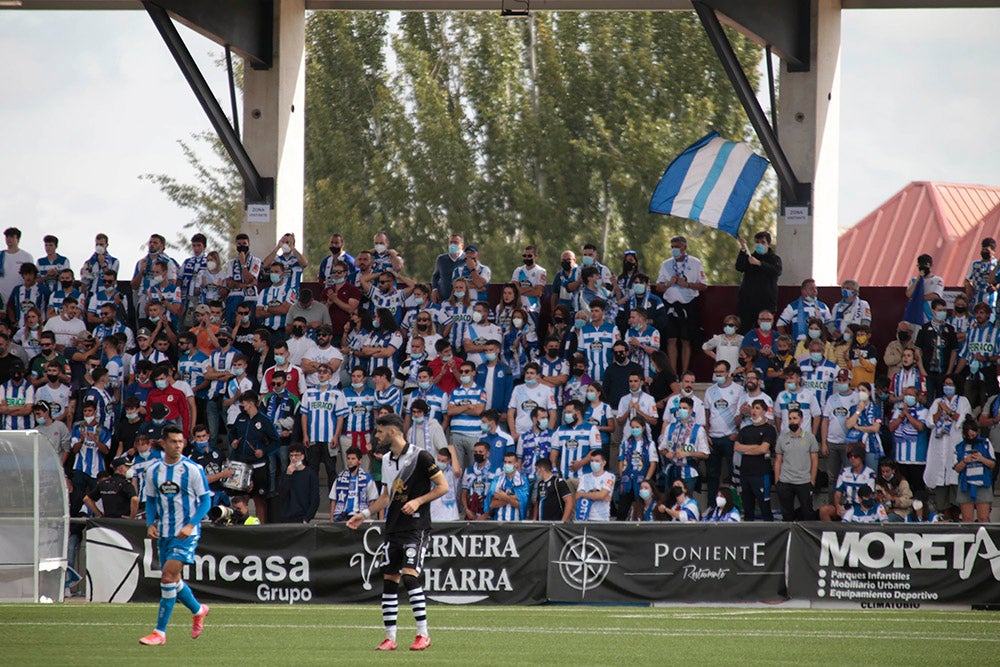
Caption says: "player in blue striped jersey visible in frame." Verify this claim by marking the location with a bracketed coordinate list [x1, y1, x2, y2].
[550, 400, 602, 480]
[139, 426, 211, 646]
[256, 261, 297, 333]
[799, 338, 838, 414]
[340, 367, 377, 469]
[889, 387, 928, 471]
[71, 401, 111, 481]
[576, 299, 619, 382]
[519, 407, 553, 482]
[300, 364, 348, 485]
[442, 278, 475, 350]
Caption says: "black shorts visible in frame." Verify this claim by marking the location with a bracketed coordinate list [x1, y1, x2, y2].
[381, 531, 429, 576]
[664, 300, 700, 339]
[250, 465, 269, 497]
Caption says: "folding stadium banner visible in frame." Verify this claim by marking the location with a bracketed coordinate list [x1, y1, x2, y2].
[649, 131, 769, 238]
[546, 523, 788, 603]
[789, 523, 1000, 607]
[84, 520, 549, 605]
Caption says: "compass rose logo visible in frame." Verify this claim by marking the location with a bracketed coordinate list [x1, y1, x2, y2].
[554, 530, 615, 598]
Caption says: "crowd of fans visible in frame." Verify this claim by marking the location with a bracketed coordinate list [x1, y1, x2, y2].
[2, 225, 992, 570]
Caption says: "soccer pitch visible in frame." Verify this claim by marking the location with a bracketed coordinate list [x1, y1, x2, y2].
[1, 603, 997, 665]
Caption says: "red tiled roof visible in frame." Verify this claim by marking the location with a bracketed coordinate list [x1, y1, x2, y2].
[838, 182, 1000, 286]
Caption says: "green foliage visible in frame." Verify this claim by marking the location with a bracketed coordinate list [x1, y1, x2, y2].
[140, 132, 244, 255]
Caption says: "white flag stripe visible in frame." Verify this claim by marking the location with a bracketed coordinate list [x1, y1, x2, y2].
[699, 144, 757, 226]
[669, 137, 726, 219]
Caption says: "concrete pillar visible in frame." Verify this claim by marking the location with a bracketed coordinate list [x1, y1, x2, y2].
[776, 0, 841, 287]
[241, 0, 306, 258]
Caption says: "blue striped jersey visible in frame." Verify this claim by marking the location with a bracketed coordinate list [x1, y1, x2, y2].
[405, 386, 449, 423]
[301, 387, 349, 442]
[488, 472, 528, 521]
[774, 391, 817, 434]
[366, 330, 403, 376]
[0, 380, 34, 430]
[85, 386, 115, 433]
[207, 347, 239, 398]
[577, 322, 619, 382]
[583, 401, 615, 446]
[891, 405, 928, 464]
[131, 450, 163, 499]
[448, 385, 487, 434]
[834, 465, 877, 507]
[890, 366, 926, 397]
[178, 351, 210, 399]
[367, 285, 406, 322]
[626, 324, 660, 380]
[342, 387, 376, 433]
[275, 252, 303, 289]
[451, 263, 492, 302]
[374, 385, 403, 415]
[443, 303, 475, 349]
[37, 254, 72, 292]
[9, 284, 47, 328]
[87, 286, 124, 319]
[798, 359, 837, 412]
[144, 457, 210, 539]
[92, 320, 130, 346]
[180, 254, 208, 296]
[959, 322, 998, 362]
[518, 429, 552, 476]
[551, 424, 601, 479]
[663, 421, 709, 479]
[71, 422, 111, 477]
[258, 283, 297, 330]
[966, 258, 998, 310]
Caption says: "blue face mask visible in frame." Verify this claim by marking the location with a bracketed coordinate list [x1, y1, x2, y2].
[449, 243, 460, 255]
[836, 383, 850, 393]
[810, 352, 824, 363]
[525, 377, 538, 387]
[785, 382, 797, 392]
[418, 380, 431, 390]
[632, 284, 646, 296]
[194, 440, 209, 451]
[537, 418, 549, 431]
[563, 412, 575, 425]
[274, 355, 286, 366]
[413, 416, 425, 424]
[575, 319, 587, 329]
[723, 325, 735, 336]
[351, 381, 364, 390]
[589, 460, 602, 473]
[152, 418, 166, 426]
[841, 289, 855, 300]
[586, 391, 597, 403]
[485, 352, 497, 362]
[943, 385, 956, 397]
[630, 427, 643, 438]
[934, 310, 948, 322]
[671, 248, 682, 260]
[713, 375, 726, 385]
[155, 379, 168, 389]
[639, 488, 652, 500]
[754, 243, 767, 255]
[479, 422, 490, 433]
[903, 395, 917, 407]
[675, 408, 690, 421]
[503, 463, 515, 475]
[581, 255, 595, 267]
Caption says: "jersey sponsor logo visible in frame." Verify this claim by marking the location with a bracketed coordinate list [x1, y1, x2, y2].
[833, 407, 849, 417]
[521, 400, 538, 412]
[159, 480, 180, 495]
[713, 399, 729, 409]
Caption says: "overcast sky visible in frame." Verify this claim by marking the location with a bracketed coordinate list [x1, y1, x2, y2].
[1, 8, 998, 274]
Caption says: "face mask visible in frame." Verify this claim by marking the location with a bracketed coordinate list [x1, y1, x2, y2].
[448, 243, 461, 255]
[675, 408, 690, 421]
[903, 395, 917, 407]
[60, 280, 73, 290]
[861, 499, 875, 510]
[614, 352, 627, 363]
[808, 329, 821, 340]
[152, 418, 166, 426]
[194, 439, 209, 451]
[413, 415, 425, 424]
[351, 382, 364, 390]
[571, 367, 585, 377]
[35, 415, 47, 425]
[954, 305, 967, 313]
[639, 488, 652, 501]
[631, 427, 643, 438]
[418, 380, 431, 390]
[943, 386, 956, 397]
[233, 367, 245, 376]
[473, 453, 486, 464]
[713, 375, 726, 385]
[581, 255, 594, 267]
[150, 275, 163, 285]
[912, 499, 924, 512]
[841, 289, 855, 300]
[331, 276, 346, 286]
[45, 373, 59, 383]
[154, 379, 167, 390]
[503, 463, 516, 475]
[522, 257, 533, 266]
[472, 311, 484, 324]
[149, 316, 160, 323]
[716, 496, 727, 509]
[126, 411, 139, 421]
[836, 383, 850, 393]
[785, 382, 797, 392]
[897, 331, 911, 342]
[440, 355, 453, 363]
[843, 332, 853, 343]
[437, 461, 449, 471]
[788, 422, 801, 432]
[269, 273, 282, 284]
[479, 422, 490, 433]
[95, 245, 106, 255]
[670, 248, 682, 260]
[84, 415, 96, 424]
[374, 243, 388, 254]
[525, 377, 538, 387]
[585, 391, 597, 403]
[291, 327, 306, 338]
[137, 450, 150, 460]
[330, 245, 341, 254]
[512, 317, 524, 329]
[982, 251, 992, 261]
[754, 243, 767, 255]
[589, 460, 602, 473]
[934, 310, 947, 322]
[237, 245, 250, 254]
[681, 388, 693, 397]
[460, 375, 473, 385]
[575, 319, 587, 329]
[274, 355, 286, 366]
[630, 386, 642, 394]
[810, 352, 824, 363]
[723, 325, 736, 336]
[452, 290, 466, 299]
[759, 321, 772, 332]
[632, 284, 646, 296]
[858, 391, 870, 402]
[563, 412, 576, 425]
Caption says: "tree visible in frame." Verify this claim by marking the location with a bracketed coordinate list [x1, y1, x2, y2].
[140, 131, 244, 255]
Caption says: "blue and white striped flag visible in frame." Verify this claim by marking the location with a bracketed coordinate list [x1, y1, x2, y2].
[649, 131, 769, 238]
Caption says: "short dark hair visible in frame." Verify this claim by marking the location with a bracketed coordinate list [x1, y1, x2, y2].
[162, 424, 184, 439]
[191, 233, 207, 245]
[288, 443, 306, 456]
[346, 446, 363, 459]
[376, 413, 405, 432]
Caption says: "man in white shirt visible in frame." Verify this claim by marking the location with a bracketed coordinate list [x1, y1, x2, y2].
[615, 371, 657, 431]
[506, 363, 556, 442]
[655, 235, 707, 375]
[574, 450, 615, 521]
[301, 325, 344, 387]
[43, 297, 87, 351]
[0, 227, 33, 304]
[704, 360, 747, 501]
[821, 368, 859, 503]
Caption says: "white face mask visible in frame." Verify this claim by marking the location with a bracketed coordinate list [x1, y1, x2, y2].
[374, 243, 388, 254]
[95, 245, 106, 255]
[716, 496, 726, 508]
[206, 260, 218, 271]
[472, 311, 484, 323]
[281, 243, 292, 254]
[512, 317, 524, 329]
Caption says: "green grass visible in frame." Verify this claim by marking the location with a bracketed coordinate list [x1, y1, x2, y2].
[1, 603, 998, 666]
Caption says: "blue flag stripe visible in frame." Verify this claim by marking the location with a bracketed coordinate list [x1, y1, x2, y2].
[689, 140, 735, 221]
